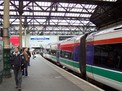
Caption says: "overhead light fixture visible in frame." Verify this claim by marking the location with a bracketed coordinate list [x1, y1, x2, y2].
[102, 0, 117, 2]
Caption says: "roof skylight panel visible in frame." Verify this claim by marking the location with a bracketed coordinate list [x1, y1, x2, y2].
[34, 12, 38, 15]
[65, 13, 79, 17]
[55, 13, 60, 16]
[33, 22, 39, 25]
[72, 23, 82, 26]
[92, 5, 97, 9]
[90, 5, 97, 9]
[0, 6, 3, 10]
[87, 9, 93, 13]
[75, 4, 82, 8]
[60, 13, 65, 16]
[82, 9, 88, 13]
[89, 23, 96, 26]
[60, 22, 69, 25]
[70, 8, 80, 12]
[39, 2, 45, 6]
[0, 1, 3, 3]
[10, 19, 16, 22]
[46, 2, 51, 6]
[10, 5, 15, 10]
[60, 3, 69, 7]
[23, 1, 30, 6]
[81, 20, 89, 24]
[58, 7, 65, 11]
[82, 4, 91, 8]
[43, 12, 49, 16]
[10, 11, 17, 15]
[34, 6, 38, 10]
[12, 21, 19, 24]
[72, 20, 80, 24]
[102, 0, 117, 2]
[11, 1, 19, 6]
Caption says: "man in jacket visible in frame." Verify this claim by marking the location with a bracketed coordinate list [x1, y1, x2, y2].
[9, 47, 25, 91]
[27, 48, 31, 66]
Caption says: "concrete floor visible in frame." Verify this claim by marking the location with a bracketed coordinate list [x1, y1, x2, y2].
[0, 55, 103, 91]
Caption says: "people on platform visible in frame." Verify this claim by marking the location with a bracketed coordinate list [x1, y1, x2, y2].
[9, 47, 25, 91]
[22, 47, 29, 76]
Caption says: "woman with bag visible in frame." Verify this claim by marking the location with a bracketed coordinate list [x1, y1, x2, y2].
[22, 47, 29, 76]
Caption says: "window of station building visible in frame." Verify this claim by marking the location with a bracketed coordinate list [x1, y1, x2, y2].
[94, 43, 122, 71]
[60, 50, 72, 60]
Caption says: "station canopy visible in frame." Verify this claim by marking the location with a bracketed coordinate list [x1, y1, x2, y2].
[0, 0, 118, 35]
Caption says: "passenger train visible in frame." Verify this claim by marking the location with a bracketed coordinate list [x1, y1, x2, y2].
[43, 26, 122, 90]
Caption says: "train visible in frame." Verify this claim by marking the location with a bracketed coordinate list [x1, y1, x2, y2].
[43, 26, 122, 90]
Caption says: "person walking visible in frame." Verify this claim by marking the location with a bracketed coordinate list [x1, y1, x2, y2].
[9, 47, 25, 91]
[22, 47, 29, 76]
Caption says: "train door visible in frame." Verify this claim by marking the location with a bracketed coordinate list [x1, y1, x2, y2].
[86, 35, 95, 80]
[73, 39, 81, 73]
[86, 44, 94, 79]
[57, 43, 60, 63]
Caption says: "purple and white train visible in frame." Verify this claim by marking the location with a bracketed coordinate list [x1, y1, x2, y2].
[43, 26, 122, 90]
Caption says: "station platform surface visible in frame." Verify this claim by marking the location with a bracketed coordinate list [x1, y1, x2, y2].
[0, 55, 104, 91]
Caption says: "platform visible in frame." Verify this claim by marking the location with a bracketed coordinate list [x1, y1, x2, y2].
[0, 55, 104, 91]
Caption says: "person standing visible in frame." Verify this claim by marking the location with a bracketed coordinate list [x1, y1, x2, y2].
[9, 47, 25, 91]
[32, 50, 36, 59]
[22, 47, 29, 76]
[27, 48, 31, 66]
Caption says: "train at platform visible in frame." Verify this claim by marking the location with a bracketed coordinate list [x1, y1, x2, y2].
[43, 26, 122, 91]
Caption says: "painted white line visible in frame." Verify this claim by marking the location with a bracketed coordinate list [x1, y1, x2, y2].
[42, 58, 104, 91]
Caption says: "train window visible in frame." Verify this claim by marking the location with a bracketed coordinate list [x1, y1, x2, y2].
[50, 50, 56, 56]
[48, 50, 51, 54]
[46, 49, 49, 53]
[94, 43, 122, 70]
[60, 50, 72, 60]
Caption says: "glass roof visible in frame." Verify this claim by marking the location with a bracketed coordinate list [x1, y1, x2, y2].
[0, 0, 101, 35]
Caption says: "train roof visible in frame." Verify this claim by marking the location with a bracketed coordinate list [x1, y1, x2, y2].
[90, 25, 122, 37]
[86, 24, 122, 43]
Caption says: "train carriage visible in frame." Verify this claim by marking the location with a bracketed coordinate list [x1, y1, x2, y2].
[86, 28, 122, 90]
[59, 35, 87, 75]
[44, 25, 122, 90]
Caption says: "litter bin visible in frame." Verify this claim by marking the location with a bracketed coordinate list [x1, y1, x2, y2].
[3, 49, 11, 78]
[0, 40, 3, 83]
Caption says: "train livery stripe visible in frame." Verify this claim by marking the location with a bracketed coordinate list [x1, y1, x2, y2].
[60, 43, 80, 52]
[61, 43, 80, 46]
[87, 37, 122, 45]
[86, 65, 122, 82]
[50, 55, 57, 62]
[51, 56, 57, 60]
[59, 57, 80, 68]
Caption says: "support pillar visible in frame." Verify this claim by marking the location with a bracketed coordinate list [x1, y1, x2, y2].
[19, 15, 22, 48]
[3, 0, 11, 78]
[18, 0, 23, 49]
[24, 27, 27, 47]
